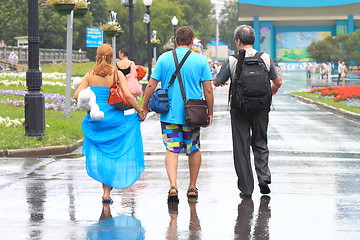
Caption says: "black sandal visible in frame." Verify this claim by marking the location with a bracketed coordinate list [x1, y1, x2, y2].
[187, 188, 198, 199]
[167, 187, 179, 203]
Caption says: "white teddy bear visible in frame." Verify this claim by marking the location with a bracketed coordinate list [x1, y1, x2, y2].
[72, 77, 104, 121]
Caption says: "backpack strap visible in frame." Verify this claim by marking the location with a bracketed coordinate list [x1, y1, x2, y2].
[229, 49, 246, 106]
[166, 50, 191, 91]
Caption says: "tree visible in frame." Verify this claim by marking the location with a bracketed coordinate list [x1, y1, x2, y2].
[307, 31, 360, 65]
[179, 0, 215, 46]
[218, 1, 238, 51]
[307, 39, 333, 63]
[0, 0, 28, 46]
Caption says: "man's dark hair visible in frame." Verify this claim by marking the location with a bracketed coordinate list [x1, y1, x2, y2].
[175, 26, 194, 46]
[234, 25, 255, 45]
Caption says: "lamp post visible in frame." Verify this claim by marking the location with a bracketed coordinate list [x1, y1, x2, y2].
[171, 16, 178, 49]
[143, 0, 152, 80]
[122, 0, 136, 60]
[25, 0, 45, 136]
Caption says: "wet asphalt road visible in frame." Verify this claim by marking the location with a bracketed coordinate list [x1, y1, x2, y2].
[0, 72, 360, 240]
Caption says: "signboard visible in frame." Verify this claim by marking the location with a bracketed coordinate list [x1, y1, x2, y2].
[86, 27, 103, 48]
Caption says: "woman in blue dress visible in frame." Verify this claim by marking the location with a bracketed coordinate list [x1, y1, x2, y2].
[74, 44, 145, 203]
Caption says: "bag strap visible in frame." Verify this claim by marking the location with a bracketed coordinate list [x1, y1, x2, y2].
[113, 69, 120, 85]
[172, 50, 192, 102]
[166, 49, 191, 91]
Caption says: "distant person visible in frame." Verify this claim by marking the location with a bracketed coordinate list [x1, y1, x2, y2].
[275, 65, 282, 76]
[141, 26, 214, 203]
[327, 62, 333, 83]
[0, 40, 6, 47]
[305, 62, 311, 79]
[74, 44, 145, 204]
[340, 61, 347, 86]
[116, 48, 137, 79]
[337, 61, 342, 85]
[213, 25, 282, 198]
[8, 52, 16, 71]
[116, 48, 143, 96]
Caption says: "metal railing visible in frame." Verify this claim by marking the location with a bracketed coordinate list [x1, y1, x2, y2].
[0, 46, 88, 65]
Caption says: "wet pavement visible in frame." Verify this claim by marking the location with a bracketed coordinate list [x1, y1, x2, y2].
[1, 72, 360, 240]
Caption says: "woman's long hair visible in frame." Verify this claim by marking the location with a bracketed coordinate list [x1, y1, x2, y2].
[92, 44, 114, 77]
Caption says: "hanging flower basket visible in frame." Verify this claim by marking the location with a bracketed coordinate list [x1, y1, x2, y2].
[150, 39, 161, 48]
[100, 21, 124, 37]
[54, 3, 75, 16]
[103, 30, 118, 37]
[74, 7, 88, 18]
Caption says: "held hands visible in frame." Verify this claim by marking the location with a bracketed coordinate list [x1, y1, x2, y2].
[137, 108, 146, 121]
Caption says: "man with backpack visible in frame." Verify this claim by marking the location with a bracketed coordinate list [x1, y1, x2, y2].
[213, 25, 282, 198]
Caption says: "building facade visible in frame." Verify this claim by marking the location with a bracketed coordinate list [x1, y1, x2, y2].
[238, 0, 360, 62]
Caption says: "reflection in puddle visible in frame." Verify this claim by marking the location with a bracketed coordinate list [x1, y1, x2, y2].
[87, 204, 145, 240]
[166, 201, 202, 240]
[234, 196, 271, 240]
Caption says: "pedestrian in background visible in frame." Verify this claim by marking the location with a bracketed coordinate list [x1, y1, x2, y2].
[213, 25, 282, 198]
[74, 44, 145, 204]
[305, 62, 311, 79]
[341, 61, 347, 85]
[141, 26, 214, 203]
[116, 48, 143, 96]
[337, 61, 342, 85]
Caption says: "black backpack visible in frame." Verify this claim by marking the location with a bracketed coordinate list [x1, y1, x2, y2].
[230, 50, 272, 112]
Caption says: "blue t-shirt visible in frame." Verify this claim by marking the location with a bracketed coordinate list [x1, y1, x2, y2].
[151, 47, 212, 125]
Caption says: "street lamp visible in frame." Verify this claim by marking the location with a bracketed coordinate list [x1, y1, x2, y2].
[26, 0, 45, 136]
[143, 0, 152, 80]
[121, 0, 136, 60]
[171, 16, 178, 48]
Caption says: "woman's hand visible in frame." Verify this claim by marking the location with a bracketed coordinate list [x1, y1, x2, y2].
[137, 108, 146, 121]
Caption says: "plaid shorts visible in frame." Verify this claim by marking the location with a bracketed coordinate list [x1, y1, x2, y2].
[161, 122, 200, 155]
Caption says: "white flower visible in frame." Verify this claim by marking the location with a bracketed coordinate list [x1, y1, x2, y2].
[0, 116, 25, 127]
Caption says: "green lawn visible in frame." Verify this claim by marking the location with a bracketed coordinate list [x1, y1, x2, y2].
[291, 92, 360, 114]
[0, 62, 145, 150]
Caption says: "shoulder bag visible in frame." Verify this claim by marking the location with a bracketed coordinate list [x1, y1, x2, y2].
[149, 50, 191, 113]
[107, 69, 132, 110]
[173, 50, 210, 127]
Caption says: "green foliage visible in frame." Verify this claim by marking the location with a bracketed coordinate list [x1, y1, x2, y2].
[1, 0, 216, 65]
[0, 110, 85, 149]
[179, 0, 215, 46]
[218, 1, 238, 51]
[0, 0, 28, 46]
[0, 90, 85, 150]
[41, 61, 95, 75]
[307, 30, 360, 65]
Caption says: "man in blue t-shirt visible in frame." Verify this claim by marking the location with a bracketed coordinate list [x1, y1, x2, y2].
[142, 26, 213, 203]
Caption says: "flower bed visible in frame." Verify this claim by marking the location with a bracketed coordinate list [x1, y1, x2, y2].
[310, 86, 360, 107]
[0, 73, 81, 127]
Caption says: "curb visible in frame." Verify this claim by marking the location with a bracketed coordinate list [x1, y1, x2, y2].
[1, 139, 83, 158]
[289, 93, 360, 122]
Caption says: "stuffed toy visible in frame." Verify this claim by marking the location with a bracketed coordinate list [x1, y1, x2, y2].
[72, 77, 104, 121]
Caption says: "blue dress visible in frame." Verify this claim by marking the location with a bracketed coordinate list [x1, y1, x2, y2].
[82, 86, 144, 189]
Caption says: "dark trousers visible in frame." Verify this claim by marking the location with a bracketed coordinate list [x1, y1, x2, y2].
[230, 108, 271, 195]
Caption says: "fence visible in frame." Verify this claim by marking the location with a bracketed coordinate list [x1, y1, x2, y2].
[0, 46, 88, 65]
